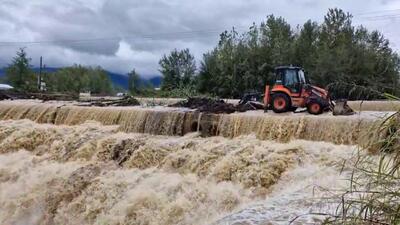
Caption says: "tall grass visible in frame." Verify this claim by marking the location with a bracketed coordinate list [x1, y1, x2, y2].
[286, 85, 400, 224]
[326, 103, 400, 224]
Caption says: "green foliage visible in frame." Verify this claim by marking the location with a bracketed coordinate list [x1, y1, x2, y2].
[5, 48, 36, 91]
[126, 69, 160, 97]
[198, 16, 296, 98]
[196, 8, 400, 99]
[159, 48, 196, 91]
[44, 65, 112, 94]
[128, 69, 141, 95]
[164, 84, 200, 98]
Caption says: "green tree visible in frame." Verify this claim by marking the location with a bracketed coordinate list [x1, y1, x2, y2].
[314, 8, 355, 85]
[260, 15, 294, 66]
[128, 69, 141, 94]
[5, 48, 36, 91]
[195, 8, 400, 99]
[159, 48, 196, 91]
[292, 20, 319, 78]
[44, 65, 112, 94]
[197, 16, 294, 98]
[198, 50, 220, 94]
[87, 66, 112, 94]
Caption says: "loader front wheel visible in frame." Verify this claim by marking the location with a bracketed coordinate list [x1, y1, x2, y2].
[272, 93, 290, 113]
[307, 101, 323, 115]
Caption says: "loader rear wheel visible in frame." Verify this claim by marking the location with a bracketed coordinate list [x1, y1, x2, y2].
[272, 93, 290, 113]
[307, 101, 323, 115]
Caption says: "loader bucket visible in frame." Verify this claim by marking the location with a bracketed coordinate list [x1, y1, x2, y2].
[332, 99, 355, 116]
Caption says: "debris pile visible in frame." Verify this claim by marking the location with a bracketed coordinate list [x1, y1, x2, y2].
[78, 96, 141, 107]
[0, 90, 78, 101]
[170, 97, 264, 114]
[0, 91, 10, 100]
[33, 92, 78, 101]
[170, 97, 236, 114]
[236, 101, 265, 112]
[333, 99, 355, 116]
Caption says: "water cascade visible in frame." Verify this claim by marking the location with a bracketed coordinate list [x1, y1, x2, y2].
[0, 120, 356, 224]
[0, 101, 384, 145]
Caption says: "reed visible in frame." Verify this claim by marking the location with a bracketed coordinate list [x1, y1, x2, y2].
[326, 98, 400, 224]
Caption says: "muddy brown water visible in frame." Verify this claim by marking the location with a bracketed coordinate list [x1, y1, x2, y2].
[0, 100, 395, 224]
[0, 100, 391, 145]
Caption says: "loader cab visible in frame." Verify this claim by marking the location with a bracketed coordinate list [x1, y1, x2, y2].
[275, 66, 308, 94]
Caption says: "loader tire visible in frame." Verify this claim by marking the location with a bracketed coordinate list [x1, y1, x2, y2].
[272, 93, 291, 113]
[307, 99, 323, 115]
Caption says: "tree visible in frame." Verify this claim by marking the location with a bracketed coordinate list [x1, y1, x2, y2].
[313, 8, 355, 85]
[197, 17, 294, 98]
[128, 69, 141, 94]
[87, 66, 112, 94]
[159, 48, 196, 91]
[292, 20, 319, 78]
[195, 8, 400, 99]
[44, 65, 112, 94]
[198, 50, 220, 94]
[5, 48, 36, 91]
[260, 15, 294, 66]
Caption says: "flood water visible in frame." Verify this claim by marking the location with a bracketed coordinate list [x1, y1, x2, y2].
[0, 100, 391, 225]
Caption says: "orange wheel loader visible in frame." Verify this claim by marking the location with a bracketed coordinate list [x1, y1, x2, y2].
[263, 66, 332, 115]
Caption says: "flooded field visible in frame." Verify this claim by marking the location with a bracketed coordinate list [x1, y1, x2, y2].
[0, 100, 395, 224]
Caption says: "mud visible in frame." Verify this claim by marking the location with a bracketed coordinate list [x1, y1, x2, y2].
[170, 97, 237, 114]
[170, 97, 265, 114]
[78, 96, 141, 107]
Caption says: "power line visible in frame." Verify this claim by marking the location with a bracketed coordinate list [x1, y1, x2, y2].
[355, 13, 400, 21]
[0, 9, 398, 48]
[353, 8, 400, 16]
[353, 8, 400, 22]
[0, 27, 248, 47]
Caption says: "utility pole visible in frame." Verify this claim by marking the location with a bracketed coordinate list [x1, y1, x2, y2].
[38, 56, 42, 91]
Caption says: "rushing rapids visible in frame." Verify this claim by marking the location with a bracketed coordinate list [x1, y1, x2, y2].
[0, 120, 356, 225]
[0, 100, 391, 145]
[0, 100, 395, 224]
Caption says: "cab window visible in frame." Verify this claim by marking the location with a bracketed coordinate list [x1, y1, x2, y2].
[275, 70, 283, 84]
[283, 69, 299, 86]
[298, 70, 306, 84]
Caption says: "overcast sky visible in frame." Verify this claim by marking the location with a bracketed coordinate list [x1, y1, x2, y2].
[0, 0, 399, 78]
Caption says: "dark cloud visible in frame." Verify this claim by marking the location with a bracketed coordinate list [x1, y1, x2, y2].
[0, 0, 398, 77]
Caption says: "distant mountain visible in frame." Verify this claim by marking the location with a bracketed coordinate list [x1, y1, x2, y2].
[0, 67, 162, 89]
[107, 71, 129, 89]
[148, 76, 162, 87]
